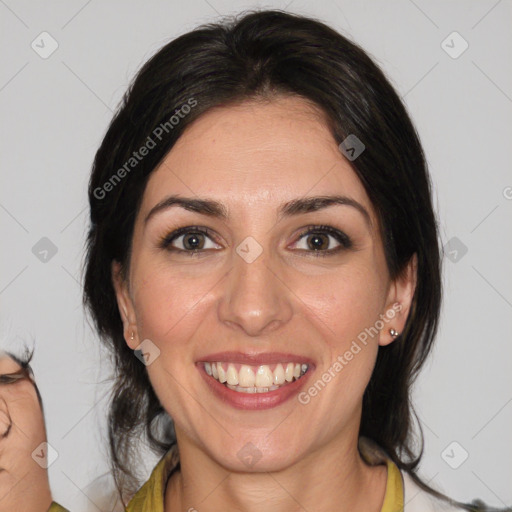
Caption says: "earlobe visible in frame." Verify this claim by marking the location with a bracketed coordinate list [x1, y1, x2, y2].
[379, 253, 418, 347]
[111, 260, 139, 350]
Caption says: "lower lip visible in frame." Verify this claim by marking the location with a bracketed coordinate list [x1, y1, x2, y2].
[198, 364, 313, 410]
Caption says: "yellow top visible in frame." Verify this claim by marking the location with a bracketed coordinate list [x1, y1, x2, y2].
[47, 503, 69, 512]
[382, 457, 404, 512]
[49, 438, 404, 512]
[125, 444, 180, 512]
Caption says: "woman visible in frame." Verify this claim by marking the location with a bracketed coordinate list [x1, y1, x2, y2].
[0, 350, 54, 512]
[6, 8, 502, 512]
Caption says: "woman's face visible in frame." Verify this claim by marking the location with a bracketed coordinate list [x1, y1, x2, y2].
[0, 352, 52, 510]
[113, 95, 415, 472]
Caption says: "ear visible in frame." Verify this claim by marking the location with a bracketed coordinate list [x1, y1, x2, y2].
[111, 260, 139, 350]
[379, 253, 417, 347]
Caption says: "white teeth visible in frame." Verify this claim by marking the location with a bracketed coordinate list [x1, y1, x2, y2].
[273, 363, 285, 385]
[285, 362, 294, 382]
[217, 364, 227, 383]
[206, 361, 310, 393]
[226, 364, 239, 385]
[239, 365, 256, 387]
[226, 384, 281, 393]
[255, 365, 273, 387]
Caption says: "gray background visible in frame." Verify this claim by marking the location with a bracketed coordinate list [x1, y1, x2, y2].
[1, 0, 511, 510]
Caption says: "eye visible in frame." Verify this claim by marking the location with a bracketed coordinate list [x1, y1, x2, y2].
[159, 226, 222, 253]
[291, 225, 352, 256]
[0, 370, 26, 384]
[158, 224, 352, 257]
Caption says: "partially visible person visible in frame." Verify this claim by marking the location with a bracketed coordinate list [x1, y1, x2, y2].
[0, 350, 56, 512]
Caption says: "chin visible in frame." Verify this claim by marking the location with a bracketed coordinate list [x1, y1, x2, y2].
[205, 436, 306, 474]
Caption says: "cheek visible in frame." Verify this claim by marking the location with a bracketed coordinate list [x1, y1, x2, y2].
[293, 271, 384, 422]
[131, 263, 217, 354]
[292, 265, 386, 406]
[295, 265, 387, 347]
[5, 389, 46, 452]
[130, 269, 207, 421]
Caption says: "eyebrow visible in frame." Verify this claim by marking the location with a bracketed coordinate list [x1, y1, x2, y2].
[144, 194, 372, 228]
[0, 368, 30, 384]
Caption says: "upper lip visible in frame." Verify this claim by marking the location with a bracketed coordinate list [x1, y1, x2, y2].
[197, 351, 315, 366]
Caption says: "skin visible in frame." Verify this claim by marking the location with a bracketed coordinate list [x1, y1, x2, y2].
[113, 95, 417, 512]
[0, 352, 52, 512]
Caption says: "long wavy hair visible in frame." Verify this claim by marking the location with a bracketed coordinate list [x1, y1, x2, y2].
[83, 9, 491, 510]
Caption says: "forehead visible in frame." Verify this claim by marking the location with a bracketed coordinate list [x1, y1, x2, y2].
[0, 352, 22, 373]
[141, 96, 374, 221]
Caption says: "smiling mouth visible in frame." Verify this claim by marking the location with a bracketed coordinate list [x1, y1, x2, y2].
[203, 361, 310, 393]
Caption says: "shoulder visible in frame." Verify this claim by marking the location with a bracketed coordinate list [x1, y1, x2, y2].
[357, 438, 495, 512]
[126, 445, 180, 512]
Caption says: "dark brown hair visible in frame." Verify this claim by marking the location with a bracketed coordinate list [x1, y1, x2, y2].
[83, 9, 495, 510]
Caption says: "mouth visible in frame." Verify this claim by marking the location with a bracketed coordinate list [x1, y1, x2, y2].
[204, 361, 309, 393]
[197, 353, 314, 410]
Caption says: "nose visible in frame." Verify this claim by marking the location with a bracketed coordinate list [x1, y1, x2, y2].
[217, 248, 294, 337]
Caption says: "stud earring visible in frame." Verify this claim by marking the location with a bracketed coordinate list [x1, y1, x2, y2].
[389, 328, 399, 338]
[130, 331, 135, 341]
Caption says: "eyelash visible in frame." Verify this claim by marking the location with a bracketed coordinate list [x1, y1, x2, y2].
[158, 224, 353, 257]
[0, 371, 26, 384]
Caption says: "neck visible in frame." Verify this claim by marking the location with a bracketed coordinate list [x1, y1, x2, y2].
[164, 431, 387, 512]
